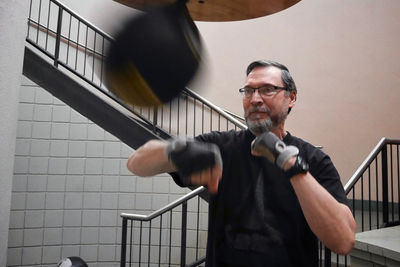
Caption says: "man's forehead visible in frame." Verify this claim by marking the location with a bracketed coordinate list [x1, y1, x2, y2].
[246, 66, 282, 83]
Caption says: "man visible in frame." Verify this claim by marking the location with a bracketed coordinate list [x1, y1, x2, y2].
[127, 60, 356, 266]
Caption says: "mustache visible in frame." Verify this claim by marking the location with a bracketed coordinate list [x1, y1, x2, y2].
[246, 107, 271, 115]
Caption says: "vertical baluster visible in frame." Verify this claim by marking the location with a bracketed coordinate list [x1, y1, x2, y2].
[210, 108, 212, 132]
[193, 98, 196, 137]
[36, 0, 42, 44]
[201, 103, 204, 134]
[319, 242, 322, 267]
[148, 220, 152, 267]
[352, 188, 355, 217]
[169, 101, 172, 133]
[382, 145, 389, 226]
[368, 167, 372, 230]
[390, 144, 394, 221]
[130, 221, 134, 267]
[66, 14, 72, 65]
[74, 21, 80, 70]
[397, 144, 400, 221]
[169, 210, 172, 267]
[83, 25, 88, 76]
[185, 95, 188, 136]
[121, 218, 127, 267]
[375, 157, 380, 229]
[139, 221, 143, 267]
[27, 0, 33, 37]
[100, 37, 105, 87]
[91, 31, 97, 82]
[324, 247, 331, 267]
[177, 97, 180, 135]
[159, 215, 162, 266]
[45, 0, 51, 50]
[53, 4, 63, 67]
[153, 107, 158, 134]
[361, 174, 364, 231]
[196, 196, 200, 261]
[181, 201, 187, 267]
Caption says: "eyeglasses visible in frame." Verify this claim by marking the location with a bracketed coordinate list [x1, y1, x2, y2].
[239, 85, 287, 98]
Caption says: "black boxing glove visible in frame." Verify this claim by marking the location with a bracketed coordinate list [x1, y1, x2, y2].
[166, 138, 222, 186]
[251, 132, 299, 169]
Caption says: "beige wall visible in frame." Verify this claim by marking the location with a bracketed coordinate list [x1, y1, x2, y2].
[67, 0, 400, 184]
[194, 0, 400, 183]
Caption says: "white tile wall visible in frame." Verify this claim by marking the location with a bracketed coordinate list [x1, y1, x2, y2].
[27, 175, 47, 192]
[81, 227, 99, 244]
[8, 79, 208, 267]
[42, 246, 61, 264]
[43, 228, 62, 245]
[22, 247, 42, 265]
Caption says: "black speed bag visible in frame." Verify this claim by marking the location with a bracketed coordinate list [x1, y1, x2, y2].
[105, 2, 202, 106]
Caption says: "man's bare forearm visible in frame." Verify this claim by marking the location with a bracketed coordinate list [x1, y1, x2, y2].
[127, 140, 176, 177]
[291, 173, 356, 255]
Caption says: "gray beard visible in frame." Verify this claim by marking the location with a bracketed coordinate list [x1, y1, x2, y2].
[246, 117, 275, 135]
[245, 109, 288, 136]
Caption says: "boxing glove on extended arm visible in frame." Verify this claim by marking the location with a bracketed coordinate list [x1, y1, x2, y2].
[166, 138, 222, 186]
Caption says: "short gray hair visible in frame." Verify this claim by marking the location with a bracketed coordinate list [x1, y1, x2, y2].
[246, 60, 297, 94]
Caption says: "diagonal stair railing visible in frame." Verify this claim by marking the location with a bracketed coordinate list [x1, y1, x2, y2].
[322, 138, 400, 267]
[25, 0, 246, 141]
[120, 186, 208, 267]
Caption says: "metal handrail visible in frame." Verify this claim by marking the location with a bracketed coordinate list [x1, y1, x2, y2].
[47, 0, 114, 41]
[223, 109, 246, 122]
[344, 137, 400, 193]
[325, 137, 400, 267]
[120, 186, 206, 221]
[27, 0, 246, 140]
[183, 89, 247, 129]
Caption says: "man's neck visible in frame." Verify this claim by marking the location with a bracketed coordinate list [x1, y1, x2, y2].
[271, 123, 286, 140]
[252, 124, 286, 139]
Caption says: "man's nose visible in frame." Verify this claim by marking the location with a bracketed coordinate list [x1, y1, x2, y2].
[250, 90, 263, 104]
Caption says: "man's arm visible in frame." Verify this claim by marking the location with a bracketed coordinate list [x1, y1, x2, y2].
[289, 170, 356, 255]
[127, 140, 175, 176]
[127, 139, 222, 193]
[252, 132, 356, 255]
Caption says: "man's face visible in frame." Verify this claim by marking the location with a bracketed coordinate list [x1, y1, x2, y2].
[243, 66, 295, 135]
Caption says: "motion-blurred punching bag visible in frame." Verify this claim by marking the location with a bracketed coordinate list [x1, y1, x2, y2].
[104, 1, 202, 106]
[57, 256, 88, 267]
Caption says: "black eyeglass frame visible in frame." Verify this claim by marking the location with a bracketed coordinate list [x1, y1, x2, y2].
[238, 85, 288, 97]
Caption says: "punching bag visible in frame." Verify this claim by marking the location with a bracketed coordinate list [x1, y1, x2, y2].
[104, 1, 202, 106]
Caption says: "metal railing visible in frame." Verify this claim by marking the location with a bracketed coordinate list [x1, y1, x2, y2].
[323, 138, 400, 267]
[120, 187, 207, 267]
[26, 1, 243, 266]
[26, 0, 246, 141]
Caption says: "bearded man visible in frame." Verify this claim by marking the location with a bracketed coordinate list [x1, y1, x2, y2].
[127, 60, 356, 267]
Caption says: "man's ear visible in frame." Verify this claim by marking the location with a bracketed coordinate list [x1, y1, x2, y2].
[289, 91, 297, 107]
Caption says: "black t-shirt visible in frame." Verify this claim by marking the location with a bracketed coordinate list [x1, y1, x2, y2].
[171, 130, 348, 267]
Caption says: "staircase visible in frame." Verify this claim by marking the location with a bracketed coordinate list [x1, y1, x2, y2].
[20, 1, 400, 267]
[21, 0, 244, 266]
